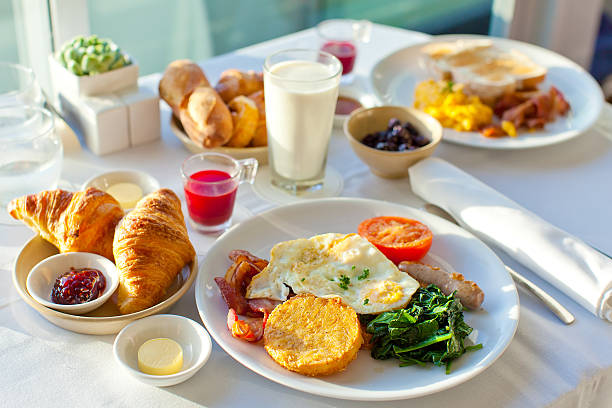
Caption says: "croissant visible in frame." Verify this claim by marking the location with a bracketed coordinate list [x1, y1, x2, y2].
[159, 59, 210, 117]
[215, 69, 264, 103]
[7, 188, 123, 261]
[113, 189, 195, 315]
[179, 86, 233, 148]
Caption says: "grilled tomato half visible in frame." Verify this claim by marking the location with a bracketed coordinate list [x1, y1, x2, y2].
[358, 216, 433, 264]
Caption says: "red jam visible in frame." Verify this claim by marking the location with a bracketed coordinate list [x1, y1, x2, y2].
[51, 267, 106, 305]
[335, 96, 362, 115]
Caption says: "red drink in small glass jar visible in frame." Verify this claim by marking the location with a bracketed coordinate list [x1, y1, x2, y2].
[317, 19, 371, 83]
[184, 170, 237, 227]
[181, 152, 258, 233]
[321, 41, 356, 75]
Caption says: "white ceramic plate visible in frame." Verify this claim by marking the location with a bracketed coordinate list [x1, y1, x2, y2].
[370, 34, 604, 149]
[195, 198, 519, 401]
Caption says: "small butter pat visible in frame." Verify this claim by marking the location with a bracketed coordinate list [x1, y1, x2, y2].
[106, 182, 143, 210]
[138, 338, 183, 376]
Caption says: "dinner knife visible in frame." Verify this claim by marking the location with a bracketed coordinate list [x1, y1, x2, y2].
[423, 203, 575, 325]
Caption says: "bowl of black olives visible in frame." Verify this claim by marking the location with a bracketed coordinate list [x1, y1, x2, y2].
[343, 106, 442, 178]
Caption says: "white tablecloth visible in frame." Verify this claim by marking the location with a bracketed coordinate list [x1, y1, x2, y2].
[1, 24, 612, 408]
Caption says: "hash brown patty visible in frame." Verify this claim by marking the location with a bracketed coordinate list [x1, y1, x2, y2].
[264, 294, 363, 376]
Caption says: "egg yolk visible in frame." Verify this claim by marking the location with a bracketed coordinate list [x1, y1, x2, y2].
[367, 281, 404, 304]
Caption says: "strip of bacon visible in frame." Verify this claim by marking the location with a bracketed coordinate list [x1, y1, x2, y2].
[227, 308, 267, 342]
[228, 250, 269, 271]
[226, 260, 262, 294]
[215, 277, 249, 315]
[502, 99, 536, 128]
[247, 298, 281, 315]
[550, 86, 570, 116]
[217, 250, 280, 343]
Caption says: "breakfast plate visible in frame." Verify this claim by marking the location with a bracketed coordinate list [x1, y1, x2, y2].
[370, 34, 604, 149]
[195, 198, 519, 401]
[169, 115, 268, 164]
[13, 235, 197, 335]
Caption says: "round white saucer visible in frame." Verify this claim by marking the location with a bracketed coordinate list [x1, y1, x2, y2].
[252, 166, 343, 205]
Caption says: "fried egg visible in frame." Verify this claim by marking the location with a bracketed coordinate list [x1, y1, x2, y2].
[245, 233, 419, 314]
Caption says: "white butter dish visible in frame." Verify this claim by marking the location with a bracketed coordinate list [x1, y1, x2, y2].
[113, 314, 212, 387]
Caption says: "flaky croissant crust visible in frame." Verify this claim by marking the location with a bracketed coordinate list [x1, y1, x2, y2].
[8, 188, 124, 261]
[113, 188, 195, 314]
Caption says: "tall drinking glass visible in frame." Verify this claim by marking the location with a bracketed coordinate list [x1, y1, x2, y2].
[0, 63, 44, 107]
[264, 49, 342, 193]
[1, 105, 63, 224]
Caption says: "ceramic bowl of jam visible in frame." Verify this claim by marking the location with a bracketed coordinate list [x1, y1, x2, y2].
[26, 252, 119, 315]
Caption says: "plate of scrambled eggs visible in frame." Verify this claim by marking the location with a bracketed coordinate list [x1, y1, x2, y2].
[370, 34, 603, 149]
[195, 198, 519, 400]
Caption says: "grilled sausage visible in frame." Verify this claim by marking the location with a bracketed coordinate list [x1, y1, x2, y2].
[399, 261, 484, 309]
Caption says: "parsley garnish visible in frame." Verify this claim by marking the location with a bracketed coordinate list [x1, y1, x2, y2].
[363, 298, 369, 305]
[443, 80, 454, 93]
[301, 278, 305, 282]
[357, 268, 370, 280]
[351, 265, 356, 271]
[338, 275, 350, 290]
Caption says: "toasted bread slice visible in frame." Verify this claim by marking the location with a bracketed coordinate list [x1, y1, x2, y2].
[264, 294, 362, 376]
[422, 40, 547, 102]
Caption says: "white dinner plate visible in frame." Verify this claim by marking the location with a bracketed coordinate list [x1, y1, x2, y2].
[370, 34, 604, 149]
[195, 198, 519, 401]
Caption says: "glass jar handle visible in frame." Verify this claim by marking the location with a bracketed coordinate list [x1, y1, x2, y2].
[238, 158, 258, 184]
[353, 20, 372, 44]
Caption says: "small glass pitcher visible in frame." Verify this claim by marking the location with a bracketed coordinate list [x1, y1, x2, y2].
[181, 153, 257, 233]
[317, 19, 372, 83]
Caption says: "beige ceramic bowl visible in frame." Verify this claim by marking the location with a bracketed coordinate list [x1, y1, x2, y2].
[170, 115, 268, 165]
[13, 235, 197, 335]
[344, 106, 442, 178]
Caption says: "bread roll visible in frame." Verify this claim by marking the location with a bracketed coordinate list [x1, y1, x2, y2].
[159, 60, 210, 117]
[226, 95, 259, 147]
[215, 69, 264, 103]
[248, 90, 267, 147]
[179, 86, 233, 148]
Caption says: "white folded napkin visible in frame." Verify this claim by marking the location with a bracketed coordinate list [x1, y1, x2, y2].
[409, 157, 612, 321]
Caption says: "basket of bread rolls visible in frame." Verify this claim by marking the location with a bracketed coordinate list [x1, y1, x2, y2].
[159, 60, 268, 164]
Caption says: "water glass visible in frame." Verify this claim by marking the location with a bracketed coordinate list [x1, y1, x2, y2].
[181, 153, 258, 233]
[0, 63, 44, 107]
[0, 105, 63, 224]
[263, 49, 342, 194]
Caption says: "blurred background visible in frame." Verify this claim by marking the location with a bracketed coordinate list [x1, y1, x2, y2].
[1, 0, 611, 99]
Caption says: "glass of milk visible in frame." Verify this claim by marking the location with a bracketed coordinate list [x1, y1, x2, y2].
[264, 49, 342, 193]
[0, 105, 62, 224]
